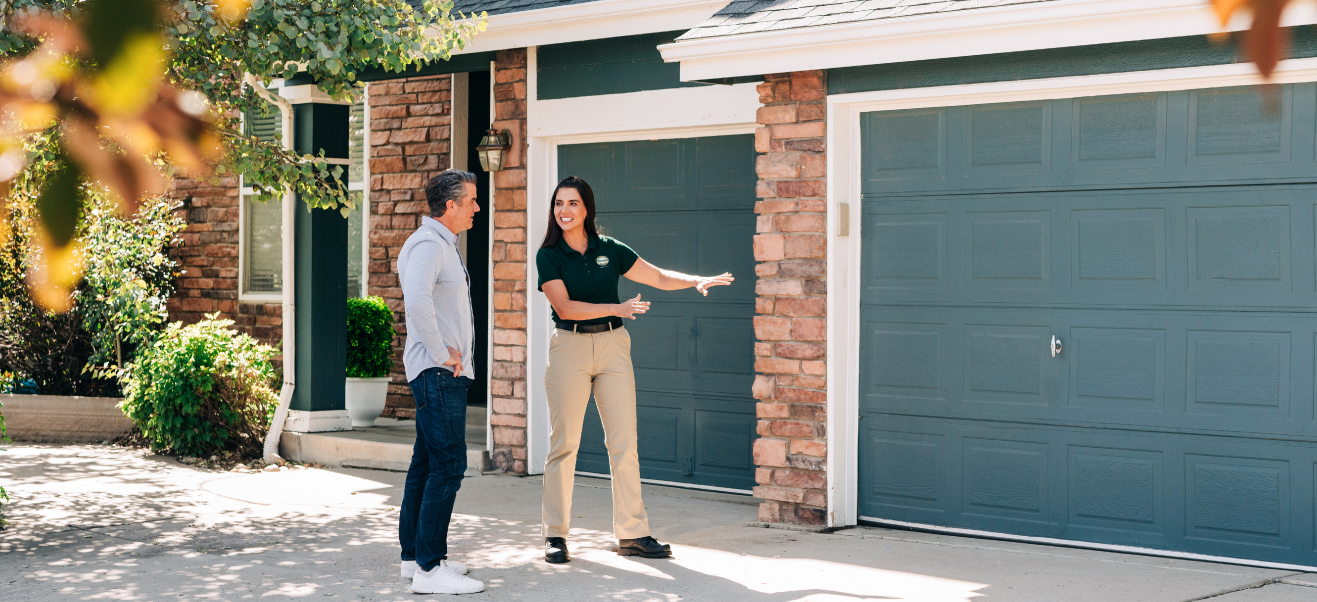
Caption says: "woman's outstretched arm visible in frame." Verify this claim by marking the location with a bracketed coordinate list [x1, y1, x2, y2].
[542, 279, 650, 321]
[623, 259, 734, 296]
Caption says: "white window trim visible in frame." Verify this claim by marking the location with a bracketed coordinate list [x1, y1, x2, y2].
[824, 56, 1317, 529]
[659, 0, 1317, 82]
[525, 53, 759, 475]
[237, 185, 287, 303]
[351, 86, 371, 299]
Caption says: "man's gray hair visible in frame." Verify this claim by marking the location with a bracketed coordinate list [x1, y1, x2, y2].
[425, 169, 477, 217]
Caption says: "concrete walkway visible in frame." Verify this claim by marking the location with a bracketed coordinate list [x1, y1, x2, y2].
[2, 444, 1316, 601]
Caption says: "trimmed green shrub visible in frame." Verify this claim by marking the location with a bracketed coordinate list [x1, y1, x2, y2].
[120, 315, 278, 458]
[346, 296, 396, 378]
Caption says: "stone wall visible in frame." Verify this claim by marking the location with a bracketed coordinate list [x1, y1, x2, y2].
[166, 175, 283, 351]
[487, 48, 530, 475]
[365, 74, 454, 419]
[750, 70, 829, 526]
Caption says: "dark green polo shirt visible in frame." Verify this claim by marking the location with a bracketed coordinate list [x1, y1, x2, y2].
[536, 235, 640, 326]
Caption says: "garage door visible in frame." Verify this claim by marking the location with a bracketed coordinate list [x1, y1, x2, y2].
[558, 135, 758, 491]
[860, 85, 1317, 566]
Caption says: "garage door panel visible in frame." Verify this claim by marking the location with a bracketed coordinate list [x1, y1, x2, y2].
[1068, 326, 1166, 413]
[966, 211, 1052, 288]
[1068, 446, 1164, 535]
[860, 427, 951, 521]
[863, 84, 1317, 196]
[962, 437, 1052, 523]
[966, 102, 1052, 176]
[1072, 93, 1168, 171]
[1186, 330, 1292, 418]
[964, 324, 1053, 406]
[864, 187, 1317, 308]
[861, 415, 1317, 563]
[1071, 208, 1166, 290]
[865, 307, 1317, 436]
[1188, 87, 1293, 166]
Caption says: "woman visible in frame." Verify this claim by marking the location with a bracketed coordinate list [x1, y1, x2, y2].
[536, 176, 734, 563]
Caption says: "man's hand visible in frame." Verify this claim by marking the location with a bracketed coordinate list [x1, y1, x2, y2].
[443, 345, 463, 377]
[614, 294, 650, 320]
[695, 272, 734, 296]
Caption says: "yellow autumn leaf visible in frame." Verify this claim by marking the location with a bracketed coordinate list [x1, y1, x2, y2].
[214, 0, 252, 23]
[29, 227, 84, 313]
[89, 33, 167, 117]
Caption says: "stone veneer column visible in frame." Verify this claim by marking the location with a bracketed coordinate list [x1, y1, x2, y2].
[488, 48, 530, 475]
[366, 75, 453, 418]
[751, 71, 829, 526]
[167, 175, 282, 351]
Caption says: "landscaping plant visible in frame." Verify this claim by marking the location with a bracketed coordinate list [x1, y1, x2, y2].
[346, 296, 395, 378]
[0, 153, 183, 396]
[120, 314, 278, 458]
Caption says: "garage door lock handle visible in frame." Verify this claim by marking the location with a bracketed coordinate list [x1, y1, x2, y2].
[1051, 335, 1062, 358]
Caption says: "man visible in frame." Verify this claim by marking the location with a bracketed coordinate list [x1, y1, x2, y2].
[396, 169, 484, 595]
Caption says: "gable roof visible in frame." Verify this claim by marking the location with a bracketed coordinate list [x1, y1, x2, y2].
[679, 0, 1061, 41]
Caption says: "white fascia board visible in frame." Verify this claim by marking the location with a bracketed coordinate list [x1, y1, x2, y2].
[531, 83, 759, 139]
[659, 0, 1317, 81]
[451, 0, 729, 54]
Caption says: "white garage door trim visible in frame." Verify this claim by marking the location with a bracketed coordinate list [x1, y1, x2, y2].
[824, 55, 1317, 529]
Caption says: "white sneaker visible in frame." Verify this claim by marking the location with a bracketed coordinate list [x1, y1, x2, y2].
[410, 561, 484, 594]
[402, 559, 467, 577]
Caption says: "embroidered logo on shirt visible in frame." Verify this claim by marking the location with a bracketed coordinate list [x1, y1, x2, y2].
[596, 255, 610, 267]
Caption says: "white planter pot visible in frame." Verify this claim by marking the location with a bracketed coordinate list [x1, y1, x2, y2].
[344, 376, 391, 427]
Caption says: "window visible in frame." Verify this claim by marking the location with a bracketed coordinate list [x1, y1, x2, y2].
[240, 95, 284, 301]
[237, 87, 370, 301]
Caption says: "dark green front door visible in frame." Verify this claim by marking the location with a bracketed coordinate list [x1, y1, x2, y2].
[860, 85, 1317, 566]
[558, 135, 758, 491]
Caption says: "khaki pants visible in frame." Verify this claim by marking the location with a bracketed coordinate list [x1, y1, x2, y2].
[541, 326, 650, 540]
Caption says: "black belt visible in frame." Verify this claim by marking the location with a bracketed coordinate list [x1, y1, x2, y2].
[556, 319, 623, 333]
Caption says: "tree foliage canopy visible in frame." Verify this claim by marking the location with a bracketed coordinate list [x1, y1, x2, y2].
[0, 0, 483, 309]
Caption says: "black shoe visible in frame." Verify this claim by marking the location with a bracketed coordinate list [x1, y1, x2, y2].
[615, 536, 672, 558]
[544, 537, 570, 563]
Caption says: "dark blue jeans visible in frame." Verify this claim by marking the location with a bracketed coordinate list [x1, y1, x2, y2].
[399, 367, 469, 571]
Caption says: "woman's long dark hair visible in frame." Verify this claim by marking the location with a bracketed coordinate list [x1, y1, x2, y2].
[540, 176, 600, 249]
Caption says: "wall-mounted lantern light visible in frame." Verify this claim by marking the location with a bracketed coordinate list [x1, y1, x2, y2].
[476, 129, 511, 172]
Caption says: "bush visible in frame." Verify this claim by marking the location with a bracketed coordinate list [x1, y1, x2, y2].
[120, 315, 278, 458]
[346, 296, 395, 378]
[0, 161, 183, 396]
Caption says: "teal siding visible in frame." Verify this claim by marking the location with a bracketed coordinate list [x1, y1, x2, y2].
[558, 135, 759, 490]
[285, 51, 497, 86]
[859, 84, 1317, 566]
[538, 32, 761, 100]
[831, 28, 1317, 96]
[539, 32, 698, 100]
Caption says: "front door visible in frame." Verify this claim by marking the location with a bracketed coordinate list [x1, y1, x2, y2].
[557, 134, 758, 491]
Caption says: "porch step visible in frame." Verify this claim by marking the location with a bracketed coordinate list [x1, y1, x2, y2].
[279, 406, 489, 476]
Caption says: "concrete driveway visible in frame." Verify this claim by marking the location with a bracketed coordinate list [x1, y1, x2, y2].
[2, 444, 1315, 601]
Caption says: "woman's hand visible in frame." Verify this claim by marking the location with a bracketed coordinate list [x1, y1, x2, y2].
[614, 294, 650, 320]
[694, 272, 734, 296]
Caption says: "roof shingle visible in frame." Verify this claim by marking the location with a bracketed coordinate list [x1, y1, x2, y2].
[678, 0, 1060, 41]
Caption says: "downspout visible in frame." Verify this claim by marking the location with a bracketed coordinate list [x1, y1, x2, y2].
[246, 74, 296, 465]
